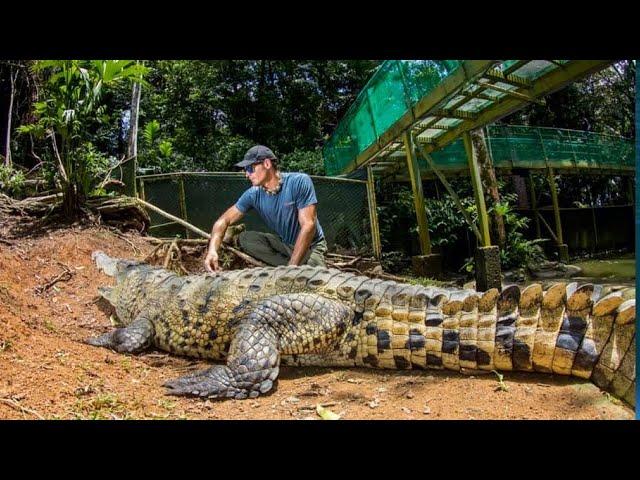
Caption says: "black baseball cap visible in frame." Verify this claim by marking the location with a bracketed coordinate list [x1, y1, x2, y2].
[235, 145, 277, 168]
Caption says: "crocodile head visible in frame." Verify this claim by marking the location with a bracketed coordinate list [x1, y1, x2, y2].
[93, 250, 166, 325]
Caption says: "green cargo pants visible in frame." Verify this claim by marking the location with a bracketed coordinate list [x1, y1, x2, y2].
[237, 231, 327, 267]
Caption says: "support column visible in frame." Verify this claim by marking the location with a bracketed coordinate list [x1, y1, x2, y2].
[463, 132, 501, 291]
[547, 166, 569, 262]
[138, 178, 146, 201]
[528, 171, 541, 238]
[403, 131, 442, 277]
[178, 175, 189, 239]
[627, 175, 635, 227]
[366, 165, 382, 259]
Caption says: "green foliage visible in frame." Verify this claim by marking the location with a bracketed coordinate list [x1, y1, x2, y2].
[0, 164, 26, 197]
[425, 196, 476, 247]
[463, 193, 546, 273]
[379, 251, 411, 273]
[134, 60, 378, 171]
[502, 60, 635, 139]
[377, 186, 475, 249]
[211, 134, 255, 171]
[280, 149, 325, 175]
[142, 120, 161, 145]
[376, 186, 413, 250]
[17, 60, 148, 216]
[75, 143, 111, 195]
[379, 182, 545, 273]
[138, 119, 185, 172]
[494, 193, 546, 270]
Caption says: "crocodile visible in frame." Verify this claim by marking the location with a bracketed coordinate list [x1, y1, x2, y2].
[87, 251, 636, 406]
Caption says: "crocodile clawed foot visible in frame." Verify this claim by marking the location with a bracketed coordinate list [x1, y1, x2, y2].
[164, 366, 246, 399]
[85, 332, 114, 348]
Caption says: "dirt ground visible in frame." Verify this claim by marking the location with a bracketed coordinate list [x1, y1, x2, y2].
[0, 225, 634, 420]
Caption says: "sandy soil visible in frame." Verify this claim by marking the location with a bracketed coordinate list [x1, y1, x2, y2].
[0, 226, 634, 420]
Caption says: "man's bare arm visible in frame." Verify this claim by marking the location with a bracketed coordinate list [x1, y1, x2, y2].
[204, 205, 244, 272]
[289, 204, 317, 266]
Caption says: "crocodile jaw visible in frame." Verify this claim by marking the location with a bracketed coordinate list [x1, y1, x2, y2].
[92, 251, 118, 277]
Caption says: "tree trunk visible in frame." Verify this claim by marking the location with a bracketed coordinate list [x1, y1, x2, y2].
[471, 128, 506, 248]
[127, 81, 141, 160]
[4, 66, 17, 166]
[124, 76, 141, 197]
[62, 180, 79, 219]
[60, 138, 82, 219]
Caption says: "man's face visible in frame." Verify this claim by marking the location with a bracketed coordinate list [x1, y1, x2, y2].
[244, 158, 272, 186]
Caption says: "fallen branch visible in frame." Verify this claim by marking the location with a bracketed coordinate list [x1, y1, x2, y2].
[144, 242, 167, 263]
[137, 198, 210, 238]
[326, 253, 358, 260]
[0, 397, 45, 420]
[35, 263, 74, 294]
[365, 270, 409, 283]
[105, 227, 141, 255]
[222, 244, 266, 267]
[328, 256, 361, 268]
[163, 239, 180, 269]
[97, 154, 135, 190]
[145, 238, 208, 245]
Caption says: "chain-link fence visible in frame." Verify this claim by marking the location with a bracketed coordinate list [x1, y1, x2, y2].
[138, 172, 372, 253]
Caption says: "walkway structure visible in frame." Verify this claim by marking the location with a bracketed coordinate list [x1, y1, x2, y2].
[323, 60, 633, 288]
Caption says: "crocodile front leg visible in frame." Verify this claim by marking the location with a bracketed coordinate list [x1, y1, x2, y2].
[86, 316, 155, 353]
[163, 293, 354, 400]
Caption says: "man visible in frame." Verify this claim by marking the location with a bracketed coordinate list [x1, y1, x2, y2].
[204, 145, 327, 272]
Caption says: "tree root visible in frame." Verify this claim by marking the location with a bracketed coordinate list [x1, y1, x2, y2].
[0, 193, 150, 239]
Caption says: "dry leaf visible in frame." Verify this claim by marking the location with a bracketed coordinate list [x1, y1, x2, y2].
[316, 404, 341, 420]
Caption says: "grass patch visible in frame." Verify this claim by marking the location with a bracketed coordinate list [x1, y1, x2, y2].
[72, 393, 131, 420]
[157, 398, 177, 410]
[406, 276, 451, 288]
[491, 370, 509, 392]
[43, 319, 57, 332]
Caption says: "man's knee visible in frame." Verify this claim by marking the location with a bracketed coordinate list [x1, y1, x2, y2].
[238, 230, 261, 248]
[306, 241, 327, 267]
[306, 254, 326, 267]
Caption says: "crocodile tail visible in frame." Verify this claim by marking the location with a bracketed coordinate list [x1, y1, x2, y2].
[473, 282, 635, 406]
[366, 281, 635, 406]
[488, 282, 635, 406]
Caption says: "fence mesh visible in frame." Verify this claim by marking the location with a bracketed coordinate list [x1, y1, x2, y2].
[323, 60, 633, 176]
[139, 173, 372, 253]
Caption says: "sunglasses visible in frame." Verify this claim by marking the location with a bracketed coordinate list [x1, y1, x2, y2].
[244, 161, 264, 174]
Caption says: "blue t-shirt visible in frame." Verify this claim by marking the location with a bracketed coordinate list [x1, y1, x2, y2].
[235, 172, 325, 246]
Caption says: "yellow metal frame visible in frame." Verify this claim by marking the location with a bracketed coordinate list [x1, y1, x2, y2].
[547, 167, 565, 246]
[463, 132, 491, 248]
[366, 166, 382, 259]
[403, 131, 432, 255]
[336, 60, 613, 179]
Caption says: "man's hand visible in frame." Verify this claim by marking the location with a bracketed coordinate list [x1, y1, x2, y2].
[204, 248, 220, 272]
[205, 206, 245, 273]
